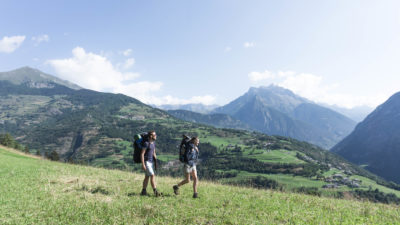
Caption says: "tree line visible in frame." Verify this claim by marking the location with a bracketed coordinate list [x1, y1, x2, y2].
[0, 133, 59, 161]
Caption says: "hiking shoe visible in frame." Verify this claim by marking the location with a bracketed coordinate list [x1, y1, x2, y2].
[173, 185, 179, 195]
[154, 189, 161, 197]
[140, 189, 147, 196]
[193, 192, 198, 198]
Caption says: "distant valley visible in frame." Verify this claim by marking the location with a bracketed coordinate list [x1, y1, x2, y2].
[323, 104, 373, 122]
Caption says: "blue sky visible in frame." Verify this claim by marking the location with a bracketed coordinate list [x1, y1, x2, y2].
[1, 0, 400, 108]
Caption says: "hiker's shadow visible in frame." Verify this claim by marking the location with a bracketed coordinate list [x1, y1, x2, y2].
[127, 192, 173, 198]
[127, 192, 137, 197]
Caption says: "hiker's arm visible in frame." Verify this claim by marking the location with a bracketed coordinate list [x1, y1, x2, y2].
[141, 149, 146, 171]
[153, 149, 158, 171]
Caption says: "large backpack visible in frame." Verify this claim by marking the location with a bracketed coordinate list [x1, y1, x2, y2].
[133, 133, 149, 163]
[179, 135, 191, 163]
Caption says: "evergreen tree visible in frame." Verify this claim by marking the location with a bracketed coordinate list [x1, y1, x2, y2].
[24, 146, 29, 154]
[49, 150, 60, 161]
[0, 133, 14, 147]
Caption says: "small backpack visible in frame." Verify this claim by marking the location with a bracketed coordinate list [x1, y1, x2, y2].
[133, 133, 149, 163]
[179, 135, 191, 163]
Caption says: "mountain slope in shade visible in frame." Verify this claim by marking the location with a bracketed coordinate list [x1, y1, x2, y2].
[213, 85, 356, 149]
[230, 94, 335, 148]
[0, 67, 81, 90]
[292, 103, 356, 139]
[332, 92, 400, 183]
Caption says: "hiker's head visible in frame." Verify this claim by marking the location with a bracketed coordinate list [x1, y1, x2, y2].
[190, 137, 199, 146]
[148, 131, 157, 141]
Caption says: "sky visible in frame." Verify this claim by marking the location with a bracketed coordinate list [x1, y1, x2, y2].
[1, 0, 400, 109]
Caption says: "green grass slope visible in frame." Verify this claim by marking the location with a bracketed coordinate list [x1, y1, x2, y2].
[1, 146, 399, 224]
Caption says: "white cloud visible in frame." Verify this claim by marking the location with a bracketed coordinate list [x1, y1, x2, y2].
[244, 42, 255, 48]
[113, 81, 163, 103]
[47, 47, 140, 92]
[122, 72, 140, 81]
[151, 95, 216, 106]
[122, 58, 135, 69]
[309, 92, 388, 109]
[47, 46, 217, 106]
[189, 95, 216, 105]
[0, 35, 25, 53]
[121, 49, 132, 56]
[279, 73, 325, 98]
[248, 70, 275, 82]
[276, 72, 376, 108]
[32, 34, 49, 46]
[248, 70, 296, 82]
[277, 70, 296, 77]
[248, 69, 387, 108]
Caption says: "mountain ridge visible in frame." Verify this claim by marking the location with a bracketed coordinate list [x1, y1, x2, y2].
[0, 67, 82, 90]
[211, 85, 356, 149]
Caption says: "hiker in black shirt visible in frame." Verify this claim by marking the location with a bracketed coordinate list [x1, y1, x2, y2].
[173, 137, 200, 198]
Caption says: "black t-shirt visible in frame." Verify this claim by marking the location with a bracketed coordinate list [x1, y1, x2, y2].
[142, 141, 155, 162]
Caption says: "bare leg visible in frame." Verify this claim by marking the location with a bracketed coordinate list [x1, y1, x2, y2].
[178, 172, 190, 187]
[192, 170, 198, 193]
[150, 175, 157, 189]
[143, 175, 149, 189]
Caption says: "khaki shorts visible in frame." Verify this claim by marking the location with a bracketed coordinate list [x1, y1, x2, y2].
[145, 161, 155, 176]
[184, 164, 196, 174]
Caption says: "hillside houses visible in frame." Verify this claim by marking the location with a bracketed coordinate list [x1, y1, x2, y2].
[323, 173, 362, 189]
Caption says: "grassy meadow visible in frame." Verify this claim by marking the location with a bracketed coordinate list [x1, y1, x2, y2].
[1, 146, 400, 224]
